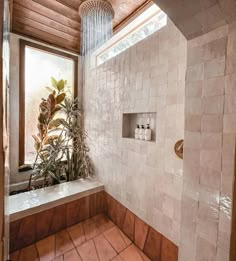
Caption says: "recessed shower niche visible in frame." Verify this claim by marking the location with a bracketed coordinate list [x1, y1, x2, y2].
[122, 112, 156, 141]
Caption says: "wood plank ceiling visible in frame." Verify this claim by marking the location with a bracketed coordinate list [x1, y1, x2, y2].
[11, 0, 150, 53]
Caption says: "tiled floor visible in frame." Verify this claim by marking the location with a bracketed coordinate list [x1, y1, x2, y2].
[10, 214, 151, 261]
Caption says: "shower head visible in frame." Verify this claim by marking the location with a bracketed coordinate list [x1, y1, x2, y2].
[79, 0, 115, 19]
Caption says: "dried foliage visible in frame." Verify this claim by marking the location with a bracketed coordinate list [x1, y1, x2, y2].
[29, 78, 93, 188]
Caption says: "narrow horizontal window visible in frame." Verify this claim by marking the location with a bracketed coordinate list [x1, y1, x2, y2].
[96, 4, 167, 66]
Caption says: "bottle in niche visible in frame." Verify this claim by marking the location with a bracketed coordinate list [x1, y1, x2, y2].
[145, 124, 152, 141]
[135, 124, 140, 139]
[139, 125, 145, 140]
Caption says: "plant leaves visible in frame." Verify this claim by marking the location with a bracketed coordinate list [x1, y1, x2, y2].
[51, 77, 58, 88]
[32, 135, 41, 152]
[58, 118, 70, 129]
[51, 105, 62, 117]
[48, 118, 63, 129]
[45, 86, 55, 93]
[34, 141, 41, 152]
[32, 135, 40, 143]
[57, 79, 65, 91]
[49, 171, 60, 181]
[38, 113, 45, 124]
[56, 93, 66, 104]
[47, 94, 56, 112]
[43, 135, 59, 145]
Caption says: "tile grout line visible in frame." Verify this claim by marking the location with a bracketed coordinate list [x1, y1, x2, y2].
[66, 224, 84, 260]
[103, 231, 120, 255]
[34, 243, 40, 260]
[92, 238, 101, 261]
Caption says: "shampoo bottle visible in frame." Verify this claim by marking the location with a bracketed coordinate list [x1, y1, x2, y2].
[145, 124, 151, 141]
[140, 125, 145, 140]
[135, 124, 140, 139]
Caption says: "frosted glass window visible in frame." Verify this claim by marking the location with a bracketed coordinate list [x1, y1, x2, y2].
[24, 46, 74, 163]
[97, 9, 167, 65]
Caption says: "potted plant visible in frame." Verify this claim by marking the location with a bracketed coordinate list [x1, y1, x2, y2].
[28, 77, 93, 189]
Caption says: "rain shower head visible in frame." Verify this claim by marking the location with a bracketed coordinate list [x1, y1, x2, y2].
[79, 0, 115, 20]
[79, 0, 115, 55]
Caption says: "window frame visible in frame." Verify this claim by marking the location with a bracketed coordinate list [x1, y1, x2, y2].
[19, 39, 78, 167]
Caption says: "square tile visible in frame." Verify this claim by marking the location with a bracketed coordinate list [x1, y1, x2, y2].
[161, 236, 178, 261]
[120, 244, 150, 261]
[64, 248, 82, 261]
[36, 209, 54, 241]
[50, 204, 67, 235]
[55, 230, 74, 257]
[77, 240, 99, 261]
[104, 226, 127, 253]
[17, 215, 36, 250]
[122, 210, 135, 241]
[67, 223, 86, 247]
[134, 216, 149, 250]
[143, 227, 162, 261]
[93, 234, 117, 260]
[10, 250, 20, 261]
[115, 201, 127, 229]
[36, 235, 55, 261]
[19, 244, 39, 261]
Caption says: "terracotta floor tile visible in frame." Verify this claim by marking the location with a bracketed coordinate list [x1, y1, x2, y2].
[15, 213, 153, 261]
[64, 248, 82, 261]
[77, 240, 99, 261]
[93, 234, 117, 261]
[52, 256, 63, 261]
[67, 223, 86, 247]
[36, 235, 55, 261]
[104, 226, 127, 253]
[55, 230, 74, 257]
[82, 219, 100, 240]
[93, 213, 115, 233]
[120, 244, 150, 261]
[111, 255, 123, 261]
[82, 214, 114, 240]
[19, 244, 39, 261]
[10, 250, 20, 261]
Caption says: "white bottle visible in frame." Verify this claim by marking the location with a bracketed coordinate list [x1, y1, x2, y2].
[145, 124, 152, 141]
[135, 124, 140, 139]
[139, 125, 145, 140]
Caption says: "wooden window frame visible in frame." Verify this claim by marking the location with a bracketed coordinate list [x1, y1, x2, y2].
[19, 39, 78, 167]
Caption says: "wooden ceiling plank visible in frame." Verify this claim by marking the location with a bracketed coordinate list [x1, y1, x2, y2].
[13, 16, 80, 44]
[13, 21, 80, 52]
[14, 0, 80, 31]
[32, 0, 80, 22]
[14, 4, 80, 38]
[55, 0, 81, 11]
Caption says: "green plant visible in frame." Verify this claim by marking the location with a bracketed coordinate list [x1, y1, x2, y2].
[28, 78, 93, 189]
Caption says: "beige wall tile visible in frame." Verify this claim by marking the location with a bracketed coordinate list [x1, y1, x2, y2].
[83, 19, 186, 248]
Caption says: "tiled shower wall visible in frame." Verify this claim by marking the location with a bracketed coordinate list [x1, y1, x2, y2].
[84, 18, 187, 246]
[180, 24, 236, 261]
